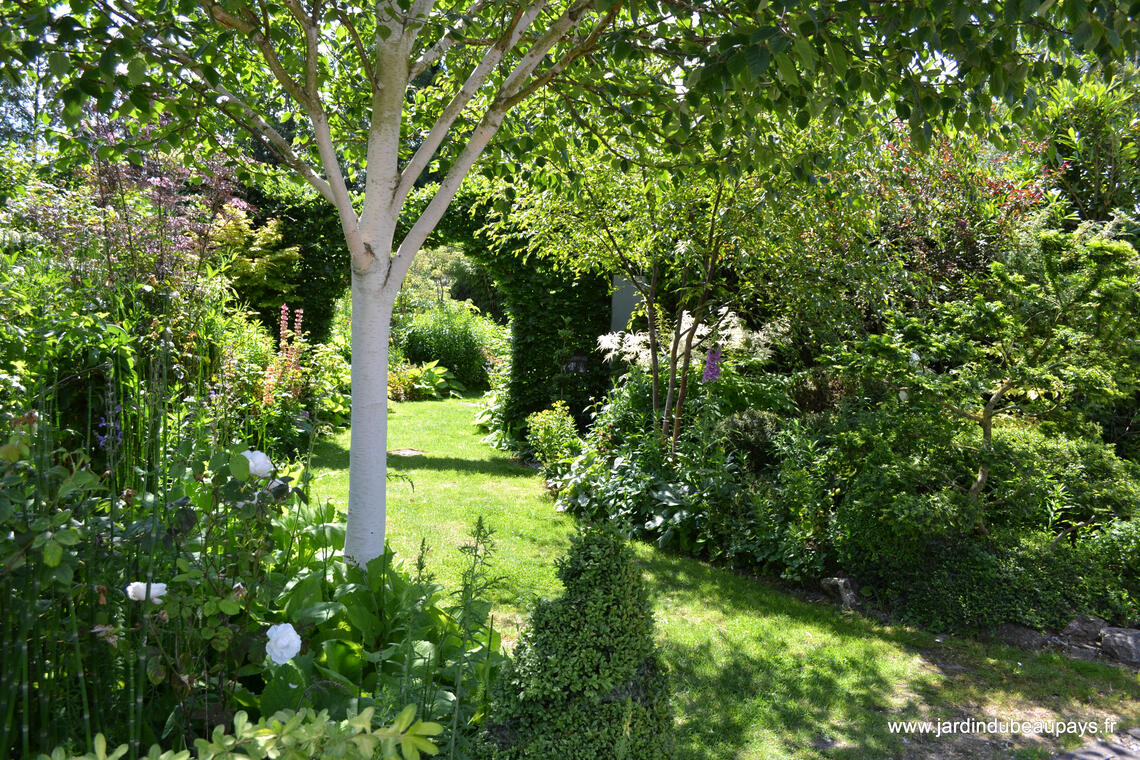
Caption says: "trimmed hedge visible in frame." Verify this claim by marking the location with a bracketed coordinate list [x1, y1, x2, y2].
[480, 530, 673, 760]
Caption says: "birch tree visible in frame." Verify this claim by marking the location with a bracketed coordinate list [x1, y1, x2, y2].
[3, 0, 1136, 565]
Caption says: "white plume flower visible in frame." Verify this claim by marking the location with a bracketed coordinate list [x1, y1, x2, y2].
[597, 332, 623, 361]
[597, 330, 653, 369]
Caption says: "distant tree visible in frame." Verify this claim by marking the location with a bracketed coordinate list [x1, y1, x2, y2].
[1042, 71, 1140, 230]
[844, 229, 1140, 532]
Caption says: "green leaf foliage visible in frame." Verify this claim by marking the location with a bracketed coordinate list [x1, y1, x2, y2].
[242, 175, 351, 343]
[37, 706, 441, 760]
[1040, 71, 1140, 236]
[524, 401, 581, 477]
[398, 303, 505, 390]
[480, 530, 673, 760]
[210, 205, 302, 331]
[430, 184, 612, 439]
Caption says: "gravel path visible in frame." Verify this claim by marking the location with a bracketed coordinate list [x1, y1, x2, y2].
[1055, 727, 1140, 759]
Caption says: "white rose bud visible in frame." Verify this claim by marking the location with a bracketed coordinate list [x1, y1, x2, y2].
[241, 450, 275, 478]
[266, 623, 302, 664]
[125, 581, 168, 604]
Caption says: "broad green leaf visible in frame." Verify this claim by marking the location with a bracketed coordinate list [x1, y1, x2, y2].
[43, 539, 63, 568]
[48, 51, 70, 77]
[229, 451, 250, 480]
[128, 57, 147, 85]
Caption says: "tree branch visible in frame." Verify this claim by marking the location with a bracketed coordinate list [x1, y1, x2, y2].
[490, 0, 594, 108]
[502, 2, 620, 109]
[336, 6, 380, 92]
[97, 6, 338, 207]
[394, 1, 548, 209]
[200, 0, 313, 110]
[310, 108, 361, 246]
[404, 0, 437, 41]
[394, 0, 595, 273]
[408, 0, 492, 80]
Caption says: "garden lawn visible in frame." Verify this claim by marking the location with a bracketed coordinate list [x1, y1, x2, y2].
[311, 398, 1140, 760]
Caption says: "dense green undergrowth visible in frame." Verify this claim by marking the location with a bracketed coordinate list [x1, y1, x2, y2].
[316, 398, 1140, 760]
[0, 151, 498, 759]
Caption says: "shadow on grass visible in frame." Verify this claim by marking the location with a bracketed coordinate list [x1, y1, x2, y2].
[637, 548, 1140, 760]
[646, 551, 904, 759]
[310, 436, 534, 479]
[388, 455, 536, 478]
[664, 634, 901, 760]
[310, 435, 350, 470]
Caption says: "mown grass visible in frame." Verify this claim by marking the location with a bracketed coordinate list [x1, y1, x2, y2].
[309, 398, 573, 636]
[311, 397, 1140, 760]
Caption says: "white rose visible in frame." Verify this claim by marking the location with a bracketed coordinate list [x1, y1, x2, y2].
[125, 581, 168, 604]
[898, 389, 909, 402]
[266, 623, 302, 664]
[241, 449, 275, 478]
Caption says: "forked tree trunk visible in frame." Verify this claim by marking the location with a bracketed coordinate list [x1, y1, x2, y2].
[182, 0, 606, 568]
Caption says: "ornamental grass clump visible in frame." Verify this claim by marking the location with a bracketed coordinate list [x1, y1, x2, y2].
[480, 530, 673, 760]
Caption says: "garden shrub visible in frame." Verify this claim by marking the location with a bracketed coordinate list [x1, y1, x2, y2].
[242, 172, 351, 343]
[892, 532, 1138, 631]
[824, 405, 1140, 630]
[307, 340, 352, 428]
[736, 419, 837, 581]
[0, 155, 332, 462]
[524, 401, 580, 475]
[828, 407, 977, 578]
[0, 154, 503, 757]
[418, 179, 612, 440]
[741, 131, 1051, 369]
[473, 351, 516, 448]
[1040, 74, 1140, 234]
[210, 205, 302, 325]
[718, 409, 783, 473]
[1092, 516, 1140, 609]
[563, 354, 1140, 632]
[718, 485, 829, 583]
[390, 244, 507, 330]
[560, 364, 770, 559]
[987, 425, 1140, 533]
[480, 530, 673, 760]
[1, 417, 505, 755]
[471, 245, 612, 440]
[399, 302, 507, 390]
[586, 368, 657, 453]
[388, 360, 466, 401]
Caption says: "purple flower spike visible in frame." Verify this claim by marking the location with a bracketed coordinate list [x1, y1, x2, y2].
[702, 345, 723, 383]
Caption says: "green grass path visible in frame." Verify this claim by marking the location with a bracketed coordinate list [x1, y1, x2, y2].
[311, 398, 1140, 760]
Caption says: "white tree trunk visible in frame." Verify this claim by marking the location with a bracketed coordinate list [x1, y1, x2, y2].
[343, 264, 398, 566]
